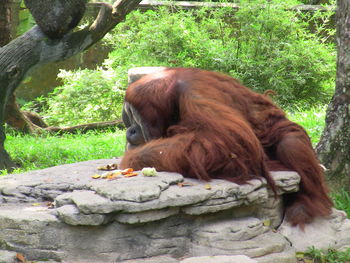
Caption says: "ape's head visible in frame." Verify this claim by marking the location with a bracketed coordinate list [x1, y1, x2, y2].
[122, 101, 149, 150]
[122, 68, 183, 150]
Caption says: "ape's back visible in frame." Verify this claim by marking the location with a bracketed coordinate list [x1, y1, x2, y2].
[122, 67, 332, 227]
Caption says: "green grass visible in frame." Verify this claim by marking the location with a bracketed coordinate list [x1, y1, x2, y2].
[2, 129, 126, 175]
[2, 106, 327, 174]
[332, 189, 350, 218]
[306, 247, 350, 263]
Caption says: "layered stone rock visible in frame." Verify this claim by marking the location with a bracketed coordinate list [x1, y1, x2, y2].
[0, 159, 348, 263]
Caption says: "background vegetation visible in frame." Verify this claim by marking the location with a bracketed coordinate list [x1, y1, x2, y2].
[6, 1, 350, 260]
[4, 106, 326, 175]
[24, 0, 336, 126]
[33, 69, 125, 126]
[11, 0, 338, 181]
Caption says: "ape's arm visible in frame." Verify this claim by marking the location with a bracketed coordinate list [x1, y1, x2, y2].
[121, 133, 194, 177]
[121, 128, 272, 185]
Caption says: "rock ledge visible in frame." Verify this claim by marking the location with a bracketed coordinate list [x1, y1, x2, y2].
[0, 159, 348, 262]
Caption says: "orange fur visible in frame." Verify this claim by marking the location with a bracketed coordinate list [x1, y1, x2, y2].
[121, 68, 332, 226]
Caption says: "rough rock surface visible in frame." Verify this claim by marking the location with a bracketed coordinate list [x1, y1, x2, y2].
[180, 255, 258, 263]
[0, 159, 348, 262]
[279, 208, 350, 251]
[0, 250, 17, 263]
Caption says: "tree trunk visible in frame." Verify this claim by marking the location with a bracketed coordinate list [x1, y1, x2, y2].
[0, 126, 17, 171]
[316, 0, 350, 188]
[0, 0, 142, 171]
[0, 0, 12, 47]
[0, 0, 36, 134]
[4, 94, 44, 133]
[0, 0, 19, 169]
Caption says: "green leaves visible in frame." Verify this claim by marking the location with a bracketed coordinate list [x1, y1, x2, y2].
[40, 68, 125, 126]
[26, 0, 336, 126]
[106, 2, 335, 109]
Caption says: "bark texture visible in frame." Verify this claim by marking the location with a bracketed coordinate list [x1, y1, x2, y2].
[4, 93, 52, 134]
[316, 0, 350, 187]
[0, 0, 142, 170]
[0, 0, 19, 170]
[0, 0, 12, 46]
[24, 0, 87, 39]
[0, 1, 38, 134]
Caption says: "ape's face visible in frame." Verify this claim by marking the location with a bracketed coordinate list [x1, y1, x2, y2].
[122, 102, 150, 150]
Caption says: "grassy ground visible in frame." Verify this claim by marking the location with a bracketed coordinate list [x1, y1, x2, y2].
[3, 128, 126, 175]
[4, 106, 327, 174]
[305, 246, 350, 263]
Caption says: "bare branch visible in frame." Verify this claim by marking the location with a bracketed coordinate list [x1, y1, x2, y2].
[45, 120, 125, 134]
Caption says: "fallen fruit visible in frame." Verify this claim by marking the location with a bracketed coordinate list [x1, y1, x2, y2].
[97, 163, 118, 171]
[204, 184, 212, 190]
[107, 171, 121, 180]
[142, 167, 158, 177]
[121, 168, 134, 175]
[124, 172, 138, 177]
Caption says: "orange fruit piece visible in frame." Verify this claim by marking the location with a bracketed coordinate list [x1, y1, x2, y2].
[124, 172, 138, 177]
[121, 168, 134, 175]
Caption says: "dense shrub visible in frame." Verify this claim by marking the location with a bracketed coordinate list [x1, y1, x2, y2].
[41, 69, 124, 126]
[35, 0, 336, 125]
[106, 1, 335, 108]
